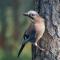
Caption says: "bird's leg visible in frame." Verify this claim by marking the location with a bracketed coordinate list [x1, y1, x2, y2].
[35, 42, 45, 52]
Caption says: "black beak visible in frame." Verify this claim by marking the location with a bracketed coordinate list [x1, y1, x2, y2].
[23, 13, 29, 16]
[23, 13, 34, 19]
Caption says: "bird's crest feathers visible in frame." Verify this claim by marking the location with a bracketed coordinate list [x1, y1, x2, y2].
[27, 10, 38, 15]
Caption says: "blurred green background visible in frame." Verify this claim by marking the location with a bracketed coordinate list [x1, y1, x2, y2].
[0, 0, 34, 60]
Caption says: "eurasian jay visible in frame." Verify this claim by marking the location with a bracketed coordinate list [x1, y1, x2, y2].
[18, 10, 45, 57]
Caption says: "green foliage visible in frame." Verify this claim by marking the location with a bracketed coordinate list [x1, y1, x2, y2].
[0, 44, 31, 60]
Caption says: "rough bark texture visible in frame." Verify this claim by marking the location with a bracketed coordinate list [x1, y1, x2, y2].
[32, 0, 60, 60]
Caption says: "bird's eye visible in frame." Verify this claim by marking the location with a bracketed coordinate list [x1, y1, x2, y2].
[32, 14, 34, 16]
[30, 14, 35, 16]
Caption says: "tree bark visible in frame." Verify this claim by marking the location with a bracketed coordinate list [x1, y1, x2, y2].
[32, 0, 60, 60]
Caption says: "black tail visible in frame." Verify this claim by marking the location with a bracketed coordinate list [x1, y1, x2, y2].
[17, 43, 26, 57]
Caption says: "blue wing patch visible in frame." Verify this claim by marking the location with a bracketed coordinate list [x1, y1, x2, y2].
[23, 29, 36, 43]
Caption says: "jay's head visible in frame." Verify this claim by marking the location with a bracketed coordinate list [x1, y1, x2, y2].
[23, 10, 39, 20]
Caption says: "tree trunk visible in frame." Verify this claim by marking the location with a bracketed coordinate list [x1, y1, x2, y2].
[32, 0, 60, 60]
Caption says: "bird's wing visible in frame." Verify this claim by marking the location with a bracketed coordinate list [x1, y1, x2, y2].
[18, 23, 36, 57]
[23, 23, 36, 42]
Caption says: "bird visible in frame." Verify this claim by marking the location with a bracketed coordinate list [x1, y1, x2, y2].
[17, 10, 45, 57]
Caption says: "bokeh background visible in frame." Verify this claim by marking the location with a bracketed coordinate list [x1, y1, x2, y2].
[0, 0, 35, 60]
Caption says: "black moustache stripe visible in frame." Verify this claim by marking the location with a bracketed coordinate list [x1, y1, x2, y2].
[29, 15, 34, 19]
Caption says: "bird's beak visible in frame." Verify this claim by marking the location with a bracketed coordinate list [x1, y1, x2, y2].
[23, 13, 34, 19]
[23, 13, 29, 16]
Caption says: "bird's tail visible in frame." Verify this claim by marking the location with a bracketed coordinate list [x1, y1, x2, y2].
[17, 39, 28, 57]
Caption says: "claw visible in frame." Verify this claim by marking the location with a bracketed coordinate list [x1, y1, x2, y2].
[35, 43, 45, 52]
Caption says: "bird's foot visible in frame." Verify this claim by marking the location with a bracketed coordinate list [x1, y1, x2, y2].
[35, 43, 51, 54]
[35, 43, 45, 52]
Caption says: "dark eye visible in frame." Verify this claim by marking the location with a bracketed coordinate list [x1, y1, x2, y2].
[30, 14, 35, 16]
